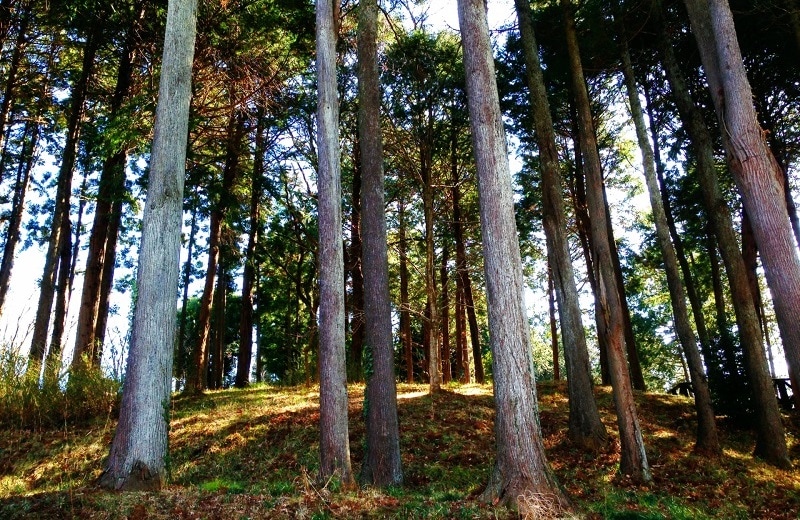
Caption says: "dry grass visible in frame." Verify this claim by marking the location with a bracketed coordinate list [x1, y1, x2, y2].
[0, 380, 798, 519]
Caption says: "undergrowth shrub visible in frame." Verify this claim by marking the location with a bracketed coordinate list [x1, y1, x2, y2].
[0, 350, 121, 430]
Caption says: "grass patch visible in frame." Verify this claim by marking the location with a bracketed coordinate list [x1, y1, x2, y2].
[0, 380, 798, 518]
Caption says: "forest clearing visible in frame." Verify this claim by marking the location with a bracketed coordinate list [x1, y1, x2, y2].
[1, 381, 798, 519]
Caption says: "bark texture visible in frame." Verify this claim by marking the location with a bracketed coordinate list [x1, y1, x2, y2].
[561, 0, 651, 483]
[316, 0, 354, 487]
[357, 0, 403, 486]
[514, 0, 607, 452]
[457, 0, 570, 513]
[98, 0, 197, 490]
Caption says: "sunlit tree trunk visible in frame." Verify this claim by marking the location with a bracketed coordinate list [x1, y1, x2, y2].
[457, 0, 570, 513]
[98, 0, 197, 490]
[316, 0, 354, 487]
[562, 0, 651, 482]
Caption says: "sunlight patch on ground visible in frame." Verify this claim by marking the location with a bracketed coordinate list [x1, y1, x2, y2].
[396, 390, 427, 400]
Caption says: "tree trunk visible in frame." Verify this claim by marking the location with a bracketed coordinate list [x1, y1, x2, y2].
[659, 5, 790, 467]
[356, 0, 403, 486]
[210, 268, 226, 389]
[316, 0, 354, 487]
[422, 143, 441, 392]
[0, 3, 29, 167]
[398, 199, 414, 383]
[457, 0, 570, 513]
[348, 139, 364, 381]
[186, 111, 244, 394]
[686, 0, 800, 422]
[515, 0, 607, 451]
[548, 268, 560, 381]
[98, 0, 197, 491]
[177, 187, 200, 388]
[618, 33, 719, 455]
[642, 82, 713, 359]
[450, 122, 470, 384]
[236, 112, 266, 388]
[440, 245, 452, 384]
[562, 0, 651, 483]
[73, 7, 142, 367]
[0, 118, 37, 314]
[603, 184, 646, 391]
[29, 28, 99, 365]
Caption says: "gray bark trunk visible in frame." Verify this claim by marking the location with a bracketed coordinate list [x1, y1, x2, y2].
[561, 0, 651, 483]
[618, 33, 720, 456]
[457, 0, 570, 513]
[658, 4, 790, 467]
[514, 0, 607, 452]
[316, 0, 354, 487]
[357, 0, 402, 486]
[98, 0, 197, 490]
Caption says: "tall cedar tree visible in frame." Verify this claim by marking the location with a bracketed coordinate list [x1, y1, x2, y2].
[98, 0, 197, 490]
[656, 0, 790, 467]
[561, 0, 651, 482]
[514, 0, 607, 452]
[457, 0, 570, 513]
[685, 0, 800, 417]
[616, 18, 719, 456]
[356, 0, 403, 487]
[316, 0, 355, 487]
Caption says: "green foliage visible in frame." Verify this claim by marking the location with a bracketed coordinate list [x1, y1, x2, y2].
[0, 351, 120, 430]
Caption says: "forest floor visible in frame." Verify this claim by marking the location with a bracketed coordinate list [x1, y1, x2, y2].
[0, 381, 799, 519]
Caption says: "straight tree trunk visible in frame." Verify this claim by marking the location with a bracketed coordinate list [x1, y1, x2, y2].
[0, 2, 29, 164]
[515, 0, 607, 451]
[316, 0, 354, 487]
[73, 6, 142, 367]
[457, 0, 570, 513]
[398, 199, 413, 383]
[177, 187, 200, 387]
[356, 0, 403, 486]
[440, 245, 452, 384]
[29, 29, 99, 365]
[658, 7, 790, 467]
[348, 140, 364, 381]
[422, 148, 441, 392]
[562, 0, 651, 482]
[236, 111, 266, 388]
[210, 268, 226, 389]
[450, 122, 470, 384]
[548, 268, 560, 381]
[603, 184, 646, 391]
[186, 111, 244, 394]
[685, 0, 800, 421]
[98, 0, 197, 490]
[618, 33, 720, 455]
[0, 118, 37, 314]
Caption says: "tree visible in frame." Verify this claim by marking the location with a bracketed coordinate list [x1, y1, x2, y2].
[316, 0, 354, 487]
[616, 17, 719, 456]
[561, 0, 651, 483]
[98, 0, 197, 490]
[457, 0, 569, 513]
[684, 0, 800, 418]
[356, 0, 402, 487]
[513, 0, 607, 452]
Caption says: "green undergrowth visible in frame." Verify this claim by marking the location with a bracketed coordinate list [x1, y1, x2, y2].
[0, 379, 798, 518]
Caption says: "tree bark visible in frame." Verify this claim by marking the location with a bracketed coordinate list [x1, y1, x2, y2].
[514, 0, 607, 451]
[316, 0, 354, 487]
[29, 28, 99, 366]
[73, 5, 143, 368]
[440, 244, 452, 384]
[685, 0, 800, 423]
[177, 186, 200, 388]
[422, 140, 441, 392]
[618, 32, 719, 455]
[398, 199, 414, 383]
[236, 111, 266, 388]
[356, 0, 403, 486]
[562, 0, 651, 482]
[457, 0, 570, 513]
[98, 0, 197, 490]
[659, 4, 790, 467]
[548, 268, 560, 381]
[348, 139, 364, 381]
